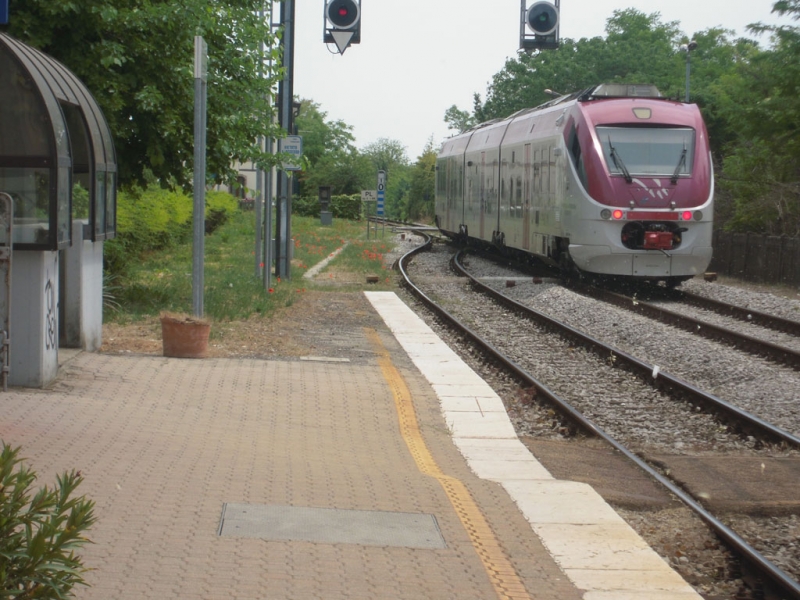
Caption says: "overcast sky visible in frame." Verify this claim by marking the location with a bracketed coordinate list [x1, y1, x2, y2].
[292, 0, 793, 161]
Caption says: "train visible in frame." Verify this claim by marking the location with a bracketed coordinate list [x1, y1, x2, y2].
[435, 83, 714, 286]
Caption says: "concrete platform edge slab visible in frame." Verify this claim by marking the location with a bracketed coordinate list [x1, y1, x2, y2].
[364, 291, 702, 599]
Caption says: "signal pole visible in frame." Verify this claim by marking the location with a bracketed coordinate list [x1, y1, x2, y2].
[276, 0, 295, 280]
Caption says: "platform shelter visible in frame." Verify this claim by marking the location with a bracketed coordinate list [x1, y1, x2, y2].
[0, 33, 117, 387]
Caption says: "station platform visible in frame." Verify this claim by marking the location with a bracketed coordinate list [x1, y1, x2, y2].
[0, 291, 700, 599]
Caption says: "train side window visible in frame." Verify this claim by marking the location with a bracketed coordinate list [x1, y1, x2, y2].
[568, 126, 588, 189]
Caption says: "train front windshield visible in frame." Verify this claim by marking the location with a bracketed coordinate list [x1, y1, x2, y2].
[597, 127, 695, 178]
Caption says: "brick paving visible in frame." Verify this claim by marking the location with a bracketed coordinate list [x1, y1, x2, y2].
[0, 323, 582, 599]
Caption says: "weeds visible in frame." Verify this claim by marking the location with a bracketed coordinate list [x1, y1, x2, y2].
[107, 212, 399, 323]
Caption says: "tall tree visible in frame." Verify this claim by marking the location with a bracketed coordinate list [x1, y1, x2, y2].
[406, 138, 437, 222]
[716, 0, 800, 234]
[361, 138, 411, 219]
[294, 99, 372, 197]
[4, 0, 283, 189]
[444, 105, 476, 133]
[362, 138, 410, 173]
[475, 10, 688, 121]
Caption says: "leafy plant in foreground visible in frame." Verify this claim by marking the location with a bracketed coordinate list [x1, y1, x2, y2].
[0, 443, 96, 599]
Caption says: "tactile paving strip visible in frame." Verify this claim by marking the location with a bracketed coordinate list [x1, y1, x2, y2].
[219, 503, 446, 549]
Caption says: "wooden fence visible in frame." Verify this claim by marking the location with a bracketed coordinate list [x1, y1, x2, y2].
[709, 231, 800, 286]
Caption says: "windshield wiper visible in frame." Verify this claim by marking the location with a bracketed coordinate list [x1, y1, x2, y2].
[671, 143, 688, 184]
[607, 137, 633, 183]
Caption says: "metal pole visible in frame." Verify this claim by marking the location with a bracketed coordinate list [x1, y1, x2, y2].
[264, 137, 273, 290]
[254, 6, 265, 279]
[255, 152, 263, 278]
[276, 0, 295, 281]
[192, 36, 208, 318]
[263, 1, 275, 291]
[685, 54, 691, 103]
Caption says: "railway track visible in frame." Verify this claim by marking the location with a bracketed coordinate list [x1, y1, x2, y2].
[398, 236, 800, 600]
[666, 288, 800, 337]
[568, 281, 800, 371]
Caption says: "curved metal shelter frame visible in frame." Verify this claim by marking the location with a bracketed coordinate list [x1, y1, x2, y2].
[0, 32, 116, 250]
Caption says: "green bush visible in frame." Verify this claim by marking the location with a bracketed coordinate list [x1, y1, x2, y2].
[205, 190, 239, 234]
[292, 195, 319, 218]
[0, 443, 95, 599]
[120, 186, 193, 248]
[105, 185, 239, 279]
[292, 194, 362, 220]
[332, 194, 362, 221]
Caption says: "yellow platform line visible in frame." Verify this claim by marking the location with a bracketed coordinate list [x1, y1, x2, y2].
[366, 328, 531, 600]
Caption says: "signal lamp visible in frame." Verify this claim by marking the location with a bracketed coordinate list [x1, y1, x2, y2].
[526, 1, 559, 36]
[326, 0, 359, 29]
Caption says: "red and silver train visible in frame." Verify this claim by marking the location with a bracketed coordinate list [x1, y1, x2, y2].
[435, 84, 714, 286]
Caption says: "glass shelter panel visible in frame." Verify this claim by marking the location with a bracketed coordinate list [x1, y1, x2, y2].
[0, 167, 50, 245]
[105, 172, 116, 235]
[0, 52, 50, 157]
[94, 171, 106, 238]
[62, 103, 91, 221]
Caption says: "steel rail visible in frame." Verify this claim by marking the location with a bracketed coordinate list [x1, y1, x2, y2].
[396, 241, 800, 600]
[672, 288, 800, 337]
[570, 282, 800, 371]
[455, 255, 800, 449]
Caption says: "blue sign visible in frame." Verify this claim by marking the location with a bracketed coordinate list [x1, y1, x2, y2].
[377, 191, 385, 217]
[377, 170, 386, 217]
[0, 0, 8, 24]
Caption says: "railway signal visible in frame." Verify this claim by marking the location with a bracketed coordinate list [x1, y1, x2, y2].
[324, 0, 361, 55]
[520, 0, 560, 52]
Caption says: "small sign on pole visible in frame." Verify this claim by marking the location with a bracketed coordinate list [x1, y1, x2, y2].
[279, 135, 303, 171]
[377, 170, 386, 217]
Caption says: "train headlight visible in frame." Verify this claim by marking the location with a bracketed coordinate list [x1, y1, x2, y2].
[612, 210, 624, 220]
[600, 209, 612, 220]
[694, 211, 703, 221]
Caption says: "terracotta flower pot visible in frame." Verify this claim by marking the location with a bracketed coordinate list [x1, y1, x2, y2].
[160, 313, 211, 358]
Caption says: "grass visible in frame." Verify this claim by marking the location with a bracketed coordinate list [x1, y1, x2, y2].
[108, 211, 400, 323]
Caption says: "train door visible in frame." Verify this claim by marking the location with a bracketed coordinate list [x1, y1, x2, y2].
[480, 152, 486, 240]
[522, 144, 531, 250]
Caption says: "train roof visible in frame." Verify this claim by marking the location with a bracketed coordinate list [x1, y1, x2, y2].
[437, 84, 692, 158]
